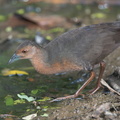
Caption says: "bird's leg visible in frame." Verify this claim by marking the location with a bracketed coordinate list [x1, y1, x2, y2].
[50, 71, 95, 102]
[89, 61, 105, 95]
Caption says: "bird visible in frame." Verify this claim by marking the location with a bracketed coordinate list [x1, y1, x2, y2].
[8, 21, 120, 102]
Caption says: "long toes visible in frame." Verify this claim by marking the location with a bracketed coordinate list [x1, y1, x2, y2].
[89, 87, 101, 95]
[88, 89, 95, 93]
[50, 98, 64, 102]
[50, 95, 74, 102]
[50, 94, 84, 102]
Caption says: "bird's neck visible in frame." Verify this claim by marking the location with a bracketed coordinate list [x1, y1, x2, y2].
[30, 48, 64, 74]
[30, 48, 52, 74]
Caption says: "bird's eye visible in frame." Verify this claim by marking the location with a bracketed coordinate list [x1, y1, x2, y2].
[22, 50, 27, 53]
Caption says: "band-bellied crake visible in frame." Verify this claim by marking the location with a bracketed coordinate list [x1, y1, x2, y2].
[9, 22, 120, 102]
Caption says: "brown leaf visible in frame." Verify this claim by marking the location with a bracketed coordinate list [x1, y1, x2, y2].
[3, 13, 72, 29]
[27, 77, 35, 82]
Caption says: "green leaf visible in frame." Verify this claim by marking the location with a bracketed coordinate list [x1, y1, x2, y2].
[91, 13, 106, 19]
[5, 27, 12, 32]
[14, 99, 25, 105]
[17, 94, 35, 102]
[0, 14, 6, 21]
[41, 113, 49, 117]
[5, 95, 14, 106]
[76, 5, 82, 10]
[43, 106, 48, 109]
[48, 27, 65, 33]
[46, 36, 52, 40]
[16, 9, 25, 14]
[31, 89, 38, 95]
[38, 97, 51, 102]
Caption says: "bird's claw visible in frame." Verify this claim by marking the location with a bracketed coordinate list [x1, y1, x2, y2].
[50, 94, 84, 102]
[50, 98, 64, 102]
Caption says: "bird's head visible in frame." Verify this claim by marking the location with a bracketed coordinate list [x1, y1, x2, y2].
[8, 40, 40, 64]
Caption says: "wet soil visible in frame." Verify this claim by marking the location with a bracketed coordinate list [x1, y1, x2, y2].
[33, 93, 120, 120]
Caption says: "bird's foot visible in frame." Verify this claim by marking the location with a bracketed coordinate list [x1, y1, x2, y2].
[50, 94, 84, 102]
[89, 85, 101, 95]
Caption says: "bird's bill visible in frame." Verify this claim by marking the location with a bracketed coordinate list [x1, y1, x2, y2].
[8, 53, 21, 64]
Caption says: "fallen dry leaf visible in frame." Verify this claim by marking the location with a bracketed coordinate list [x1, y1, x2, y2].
[2, 13, 72, 29]
[101, 79, 120, 95]
[2, 69, 29, 76]
[27, 77, 35, 82]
